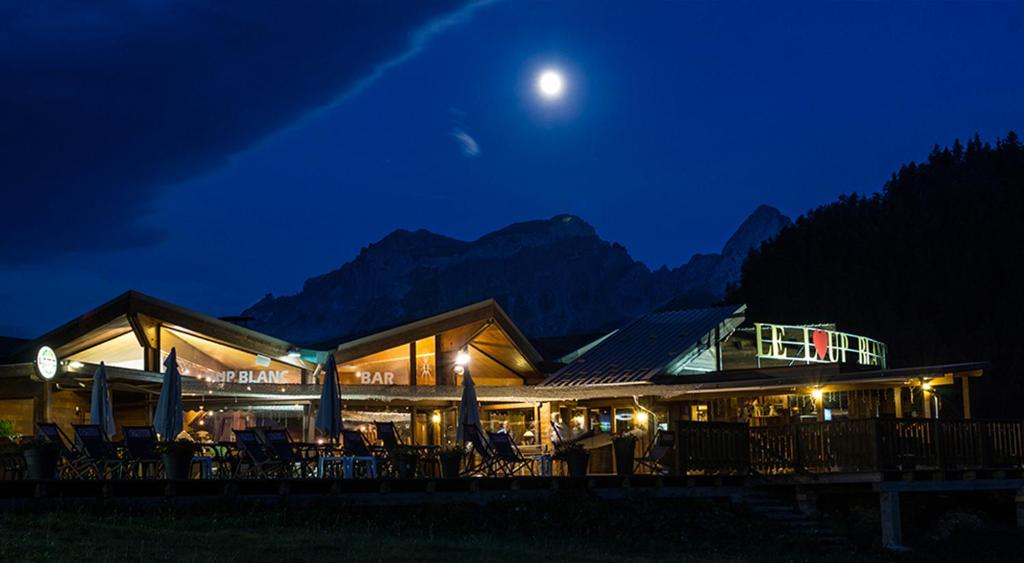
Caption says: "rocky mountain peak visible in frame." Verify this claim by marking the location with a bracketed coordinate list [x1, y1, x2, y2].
[721, 205, 792, 260]
[242, 206, 790, 345]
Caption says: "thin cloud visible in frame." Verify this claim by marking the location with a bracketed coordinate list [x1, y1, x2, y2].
[0, 1, 478, 263]
[451, 128, 481, 157]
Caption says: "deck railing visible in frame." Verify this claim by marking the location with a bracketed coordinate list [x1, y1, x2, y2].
[677, 418, 1024, 475]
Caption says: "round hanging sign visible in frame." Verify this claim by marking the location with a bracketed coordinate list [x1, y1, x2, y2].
[35, 346, 59, 380]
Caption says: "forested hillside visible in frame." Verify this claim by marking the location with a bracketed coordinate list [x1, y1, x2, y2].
[731, 133, 1024, 417]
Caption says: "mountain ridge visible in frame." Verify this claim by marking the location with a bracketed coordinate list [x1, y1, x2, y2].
[243, 207, 791, 346]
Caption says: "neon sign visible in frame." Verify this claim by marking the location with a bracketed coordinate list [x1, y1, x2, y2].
[754, 323, 886, 368]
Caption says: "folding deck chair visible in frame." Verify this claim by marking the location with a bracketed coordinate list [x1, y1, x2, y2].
[487, 431, 535, 476]
[258, 427, 313, 478]
[36, 422, 86, 478]
[339, 429, 379, 478]
[121, 426, 161, 478]
[72, 424, 125, 479]
[461, 424, 499, 477]
[635, 430, 676, 474]
[233, 429, 287, 478]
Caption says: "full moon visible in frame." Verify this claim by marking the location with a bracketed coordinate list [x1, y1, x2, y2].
[537, 70, 564, 98]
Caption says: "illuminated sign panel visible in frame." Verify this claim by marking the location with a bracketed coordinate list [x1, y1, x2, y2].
[35, 346, 59, 379]
[754, 323, 887, 368]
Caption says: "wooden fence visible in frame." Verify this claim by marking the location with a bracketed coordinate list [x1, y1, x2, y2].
[676, 418, 1024, 475]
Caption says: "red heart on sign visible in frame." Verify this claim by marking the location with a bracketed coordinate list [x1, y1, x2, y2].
[812, 330, 829, 360]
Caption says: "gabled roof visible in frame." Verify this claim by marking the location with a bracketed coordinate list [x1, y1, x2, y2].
[1, 290, 313, 367]
[333, 298, 543, 377]
[542, 304, 747, 387]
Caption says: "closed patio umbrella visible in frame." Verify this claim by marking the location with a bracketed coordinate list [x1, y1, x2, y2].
[315, 355, 342, 442]
[153, 348, 184, 441]
[90, 362, 116, 438]
[456, 366, 482, 444]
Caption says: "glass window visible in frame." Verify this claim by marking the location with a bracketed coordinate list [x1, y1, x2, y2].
[614, 408, 636, 433]
[691, 404, 709, 422]
[589, 407, 612, 433]
[160, 327, 303, 384]
[337, 344, 411, 386]
[481, 407, 537, 445]
[414, 337, 435, 385]
[67, 331, 144, 370]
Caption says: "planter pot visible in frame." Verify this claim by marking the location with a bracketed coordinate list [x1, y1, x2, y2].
[395, 453, 419, 479]
[613, 439, 636, 476]
[439, 454, 462, 479]
[564, 450, 590, 477]
[161, 450, 194, 480]
[23, 447, 60, 480]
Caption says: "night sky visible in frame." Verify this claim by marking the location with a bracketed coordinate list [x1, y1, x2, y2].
[2, 1, 1023, 337]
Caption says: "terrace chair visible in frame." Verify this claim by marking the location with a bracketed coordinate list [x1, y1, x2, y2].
[257, 427, 313, 478]
[373, 421, 401, 476]
[36, 422, 87, 478]
[375, 421, 440, 478]
[233, 429, 287, 478]
[72, 424, 125, 479]
[635, 430, 676, 475]
[461, 424, 499, 477]
[0, 436, 25, 480]
[487, 431, 534, 476]
[121, 426, 161, 479]
[340, 429, 380, 478]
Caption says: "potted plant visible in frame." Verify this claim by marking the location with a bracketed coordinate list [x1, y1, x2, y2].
[612, 433, 638, 477]
[393, 445, 420, 479]
[554, 442, 589, 477]
[438, 445, 464, 479]
[20, 439, 60, 480]
[156, 440, 196, 480]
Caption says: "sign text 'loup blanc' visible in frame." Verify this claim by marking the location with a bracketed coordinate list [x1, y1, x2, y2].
[754, 323, 887, 368]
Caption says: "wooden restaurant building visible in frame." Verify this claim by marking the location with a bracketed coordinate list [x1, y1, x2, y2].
[0, 291, 984, 473]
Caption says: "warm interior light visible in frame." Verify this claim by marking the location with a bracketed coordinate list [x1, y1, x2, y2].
[455, 350, 471, 367]
[431, 412, 442, 424]
[921, 382, 933, 391]
[68, 361, 85, 369]
[636, 411, 650, 425]
[811, 388, 824, 401]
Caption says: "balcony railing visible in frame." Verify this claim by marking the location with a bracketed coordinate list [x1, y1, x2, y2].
[676, 418, 1024, 475]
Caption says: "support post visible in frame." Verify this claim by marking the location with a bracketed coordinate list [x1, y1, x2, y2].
[409, 341, 417, 387]
[961, 377, 972, 420]
[893, 387, 903, 418]
[922, 389, 933, 419]
[1016, 487, 1024, 530]
[880, 490, 903, 550]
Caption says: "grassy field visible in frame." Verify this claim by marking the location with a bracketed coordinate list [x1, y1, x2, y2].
[0, 493, 1021, 562]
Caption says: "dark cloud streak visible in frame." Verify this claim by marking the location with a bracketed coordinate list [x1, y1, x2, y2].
[0, 1, 472, 262]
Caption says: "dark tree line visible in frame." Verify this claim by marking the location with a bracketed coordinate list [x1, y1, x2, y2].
[729, 132, 1024, 417]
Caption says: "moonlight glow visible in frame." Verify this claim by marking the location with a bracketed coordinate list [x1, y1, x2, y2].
[537, 70, 564, 98]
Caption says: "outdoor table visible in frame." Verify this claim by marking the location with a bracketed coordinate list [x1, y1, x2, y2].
[191, 455, 213, 479]
[316, 455, 377, 478]
[532, 454, 553, 476]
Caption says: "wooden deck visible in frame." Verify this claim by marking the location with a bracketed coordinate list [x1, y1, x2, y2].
[677, 418, 1024, 476]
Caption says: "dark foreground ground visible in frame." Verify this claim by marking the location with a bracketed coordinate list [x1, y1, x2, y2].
[1, 493, 1022, 562]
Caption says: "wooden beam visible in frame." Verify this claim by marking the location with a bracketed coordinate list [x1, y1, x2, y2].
[409, 341, 417, 387]
[469, 342, 523, 380]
